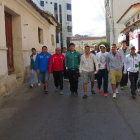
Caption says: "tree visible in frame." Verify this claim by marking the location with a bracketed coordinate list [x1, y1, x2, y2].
[98, 42, 110, 52]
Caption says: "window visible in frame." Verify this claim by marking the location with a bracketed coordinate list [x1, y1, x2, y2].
[51, 34, 55, 46]
[40, 1, 44, 7]
[38, 27, 43, 44]
[56, 32, 59, 43]
[54, 3, 57, 10]
[67, 15, 72, 21]
[67, 26, 72, 32]
[59, 4, 62, 23]
[67, 3, 71, 10]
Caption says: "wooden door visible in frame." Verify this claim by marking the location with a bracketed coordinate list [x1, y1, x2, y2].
[138, 34, 140, 51]
[5, 12, 14, 73]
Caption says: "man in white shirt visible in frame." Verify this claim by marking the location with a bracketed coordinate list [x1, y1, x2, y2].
[80, 46, 98, 99]
[124, 46, 140, 99]
[96, 44, 108, 97]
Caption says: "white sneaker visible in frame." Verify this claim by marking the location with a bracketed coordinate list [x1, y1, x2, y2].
[137, 89, 140, 92]
[30, 84, 34, 88]
[116, 88, 119, 94]
[59, 90, 64, 95]
[38, 83, 41, 86]
[113, 93, 116, 99]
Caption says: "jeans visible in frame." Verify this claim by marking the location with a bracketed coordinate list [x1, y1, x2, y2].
[97, 69, 108, 93]
[53, 71, 64, 90]
[129, 72, 139, 95]
[30, 69, 40, 85]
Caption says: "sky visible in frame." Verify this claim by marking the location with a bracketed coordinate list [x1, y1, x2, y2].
[72, 0, 106, 37]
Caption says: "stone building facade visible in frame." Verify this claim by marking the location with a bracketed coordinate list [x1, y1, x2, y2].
[0, 0, 57, 96]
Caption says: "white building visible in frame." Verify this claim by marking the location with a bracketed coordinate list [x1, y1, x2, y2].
[105, 0, 140, 46]
[70, 37, 106, 53]
[33, 0, 72, 49]
[117, 3, 140, 51]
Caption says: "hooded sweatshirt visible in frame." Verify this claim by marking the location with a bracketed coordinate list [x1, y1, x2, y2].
[106, 51, 123, 71]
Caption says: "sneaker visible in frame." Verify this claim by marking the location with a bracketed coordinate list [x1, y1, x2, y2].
[59, 90, 64, 95]
[98, 89, 101, 93]
[64, 79, 69, 82]
[104, 93, 108, 97]
[120, 86, 124, 90]
[91, 90, 95, 94]
[55, 87, 59, 92]
[44, 90, 48, 94]
[116, 88, 119, 94]
[74, 92, 78, 96]
[113, 93, 116, 99]
[82, 95, 88, 99]
[38, 83, 41, 86]
[132, 94, 136, 99]
[137, 89, 140, 92]
[30, 84, 34, 88]
[123, 86, 127, 89]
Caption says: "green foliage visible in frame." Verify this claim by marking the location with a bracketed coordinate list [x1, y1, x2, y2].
[56, 23, 62, 33]
[98, 42, 110, 52]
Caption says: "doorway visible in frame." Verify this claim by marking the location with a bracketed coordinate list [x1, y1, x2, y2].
[5, 12, 14, 74]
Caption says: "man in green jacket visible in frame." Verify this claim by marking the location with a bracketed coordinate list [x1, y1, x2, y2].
[65, 43, 81, 96]
[30, 48, 40, 88]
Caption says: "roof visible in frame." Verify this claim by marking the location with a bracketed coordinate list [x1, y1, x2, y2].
[120, 18, 140, 33]
[117, 3, 140, 24]
[70, 37, 106, 41]
[26, 0, 58, 25]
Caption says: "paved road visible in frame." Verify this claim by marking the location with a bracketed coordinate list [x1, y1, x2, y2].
[0, 76, 140, 140]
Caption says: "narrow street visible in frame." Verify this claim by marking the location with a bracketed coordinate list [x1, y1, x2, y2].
[0, 76, 140, 140]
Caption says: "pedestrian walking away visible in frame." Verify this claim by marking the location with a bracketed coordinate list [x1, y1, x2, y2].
[49, 47, 65, 95]
[107, 44, 123, 99]
[65, 43, 81, 96]
[118, 40, 129, 90]
[124, 46, 140, 99]
[35, 46, 51, 94]
[30, 48, 40, 88]
[96, 44, 108, 97]
[80, 46, 98, 99]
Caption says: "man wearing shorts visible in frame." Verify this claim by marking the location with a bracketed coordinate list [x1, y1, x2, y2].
[107, 44, 123, 99]
[80, 46, 98, 99]
[35, 46, 51, 94]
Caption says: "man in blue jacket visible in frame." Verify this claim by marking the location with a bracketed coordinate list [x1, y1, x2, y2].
[35, 46, 51, 94]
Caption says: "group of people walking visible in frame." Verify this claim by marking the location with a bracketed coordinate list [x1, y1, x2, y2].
[29, 41, 140, 99]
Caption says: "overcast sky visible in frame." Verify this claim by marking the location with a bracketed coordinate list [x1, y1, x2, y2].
[72, 0, 106, 37]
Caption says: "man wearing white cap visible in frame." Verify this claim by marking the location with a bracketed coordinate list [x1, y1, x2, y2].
[96, 44, 108, 96]
[124, 46, 140, 99]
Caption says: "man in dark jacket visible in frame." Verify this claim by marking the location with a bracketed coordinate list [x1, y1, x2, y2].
[30, 48, 40, 88]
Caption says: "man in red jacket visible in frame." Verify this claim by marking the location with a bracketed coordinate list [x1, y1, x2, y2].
[49, 47, 65, 95]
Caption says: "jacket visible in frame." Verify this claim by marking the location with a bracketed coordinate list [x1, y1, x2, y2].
[118, 46, 130, 64]
[124, 53, 140, 73]
[79, 53, 98, 72]
[30, 54, 37, 70]
[91, 50, 100, 56]
[106, 51, 123, 71]
[65, 51, 80, 70]
[35, 52, 51, 72]
[49, 54, 65, 73]
[96, 52, 108, 70]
